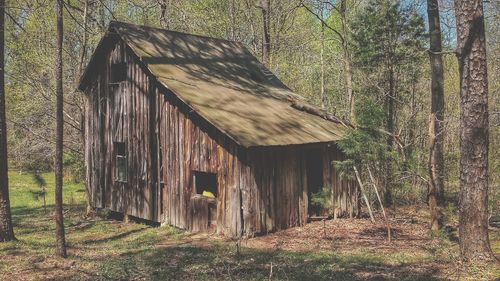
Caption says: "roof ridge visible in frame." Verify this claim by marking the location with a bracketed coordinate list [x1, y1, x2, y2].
[80, 21, 347, 146]
[109, 20, 243, 45]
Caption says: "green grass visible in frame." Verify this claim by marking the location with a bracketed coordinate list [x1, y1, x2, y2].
[8, 171, 86, 210]
[0, 171, 499, 281]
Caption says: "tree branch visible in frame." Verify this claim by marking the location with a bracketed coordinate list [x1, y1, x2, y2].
[299, 1, 345, 44]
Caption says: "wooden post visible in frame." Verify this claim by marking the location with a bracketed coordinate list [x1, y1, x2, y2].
[368, 167, 391, 242]
[353, 166, 375, 223]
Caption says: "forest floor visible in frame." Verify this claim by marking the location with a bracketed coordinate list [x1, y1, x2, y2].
[0, 172, 499, 281]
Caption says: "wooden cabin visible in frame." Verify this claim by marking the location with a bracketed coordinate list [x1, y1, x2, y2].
[78, 21, 359, 238]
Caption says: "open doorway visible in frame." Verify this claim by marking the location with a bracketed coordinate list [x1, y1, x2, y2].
[193, 171, 218, 227]
[306, 149, 324, 217]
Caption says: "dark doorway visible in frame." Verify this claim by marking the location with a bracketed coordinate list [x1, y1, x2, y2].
[306, 149, 324, 217]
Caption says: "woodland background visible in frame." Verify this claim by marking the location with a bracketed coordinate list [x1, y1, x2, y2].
[3, 0, 499, 215]
[0, 0, 498, 279]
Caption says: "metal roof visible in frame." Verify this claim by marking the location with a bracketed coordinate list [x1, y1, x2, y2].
[80, 21, 346, 147]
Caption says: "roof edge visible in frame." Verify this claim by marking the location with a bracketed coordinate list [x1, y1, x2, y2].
[76, 21, 350, 147]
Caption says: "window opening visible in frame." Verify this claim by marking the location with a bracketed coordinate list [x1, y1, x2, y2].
[110, 62, 127, 83]
[114, 142, 127, 182]
[193, 171, 217, 198]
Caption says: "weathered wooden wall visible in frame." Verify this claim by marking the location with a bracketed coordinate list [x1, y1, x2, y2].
[86, 38, 156, 220]
[84, 37, 359, 238]
[156, 88, 359, 237]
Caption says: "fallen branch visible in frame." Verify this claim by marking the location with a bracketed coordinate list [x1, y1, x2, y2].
[353, 166, 375, 223]
[362, 126, 404, 150]
[368, 167, 391, 242]
[287, 98, 404, 150]
[288, 98, 353, 128]
[268, 262, 273, 280]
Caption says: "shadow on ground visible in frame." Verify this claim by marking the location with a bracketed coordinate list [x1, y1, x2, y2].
[80, 241, 444, 281]
[0, 205, 482, 281]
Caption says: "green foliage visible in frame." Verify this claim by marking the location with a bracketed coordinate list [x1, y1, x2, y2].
[341, 0, 427, 203]
[351, 0, 426, 69]
[336, 96, 387, 169]
[311, 186, 333, 211]
[63, 150, 85, 183]
[1, 0, 497, 219]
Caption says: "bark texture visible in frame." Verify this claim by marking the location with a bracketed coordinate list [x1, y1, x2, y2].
[384, 63, 395, 207]
[158, 0, 169, 29]
[260, 0, 271, 67]
[55, 0, 67, 258]
[454, 0, 492, 261]
[0, 0, 16, 242]
[319, 3, 325, 108]
[426, 0, 445, 232]
[339, 0, 354, 120]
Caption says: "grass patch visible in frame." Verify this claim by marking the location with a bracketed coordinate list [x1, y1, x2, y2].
[0, 171, 499, 280]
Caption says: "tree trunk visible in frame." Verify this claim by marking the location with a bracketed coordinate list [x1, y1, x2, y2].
[344, 47, 354, 119]
[229, 0, 236, 40]
[427, 0, 445, 232]
[454, 0, 492, 261]
[78, 0, 94, 216]
[428, 116, 441, 232]
[384, 64, 395, 207]
[339, 0, 354, 120]
[78, 0, 89, 79]
[158, 0, 169, 29]
[260, 0, 271, 67]
[0, 0, 16, 243]
[55, 0, 67, 258]
[353, 166, 375, 223]
[319, 2, 325, 108]
[368, 167, 391, 242]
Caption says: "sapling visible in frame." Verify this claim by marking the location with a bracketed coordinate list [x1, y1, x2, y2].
[32, 171, 47, 212]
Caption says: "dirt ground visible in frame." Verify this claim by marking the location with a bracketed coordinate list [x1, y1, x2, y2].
[1, 204, 499, 281]
[154, 205, 500, 280]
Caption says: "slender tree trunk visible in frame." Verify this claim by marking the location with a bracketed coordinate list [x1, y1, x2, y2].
[244, 0, 258, 54]
[0, 0, 16, 243]
[229, 0, 236, 40]
[353, 166, 375, 223]
[427, 0, 445, 232]
[454, 0, 492, 261]
[428, 116, 441, 232]
[158, 0, 169, 29]
[78, 0, 89, 79]
[260, 0, 271, 67]
[368, 167, 391, 242]
[344, 47, 354, 118]
[339, 0, 354, 120]
[319, 2, 325, 108]
[384, 64, 395, 207]
[55, 0, 67, 258]
[78, 0, 89, 77]
[78, 0, 94, 217]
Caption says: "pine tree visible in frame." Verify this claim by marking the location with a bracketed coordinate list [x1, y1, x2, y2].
[454, 0, 492, 261]
[350, 0, 425, 206]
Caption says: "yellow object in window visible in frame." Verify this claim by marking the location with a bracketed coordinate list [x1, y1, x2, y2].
[202, 191, 215, 198]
